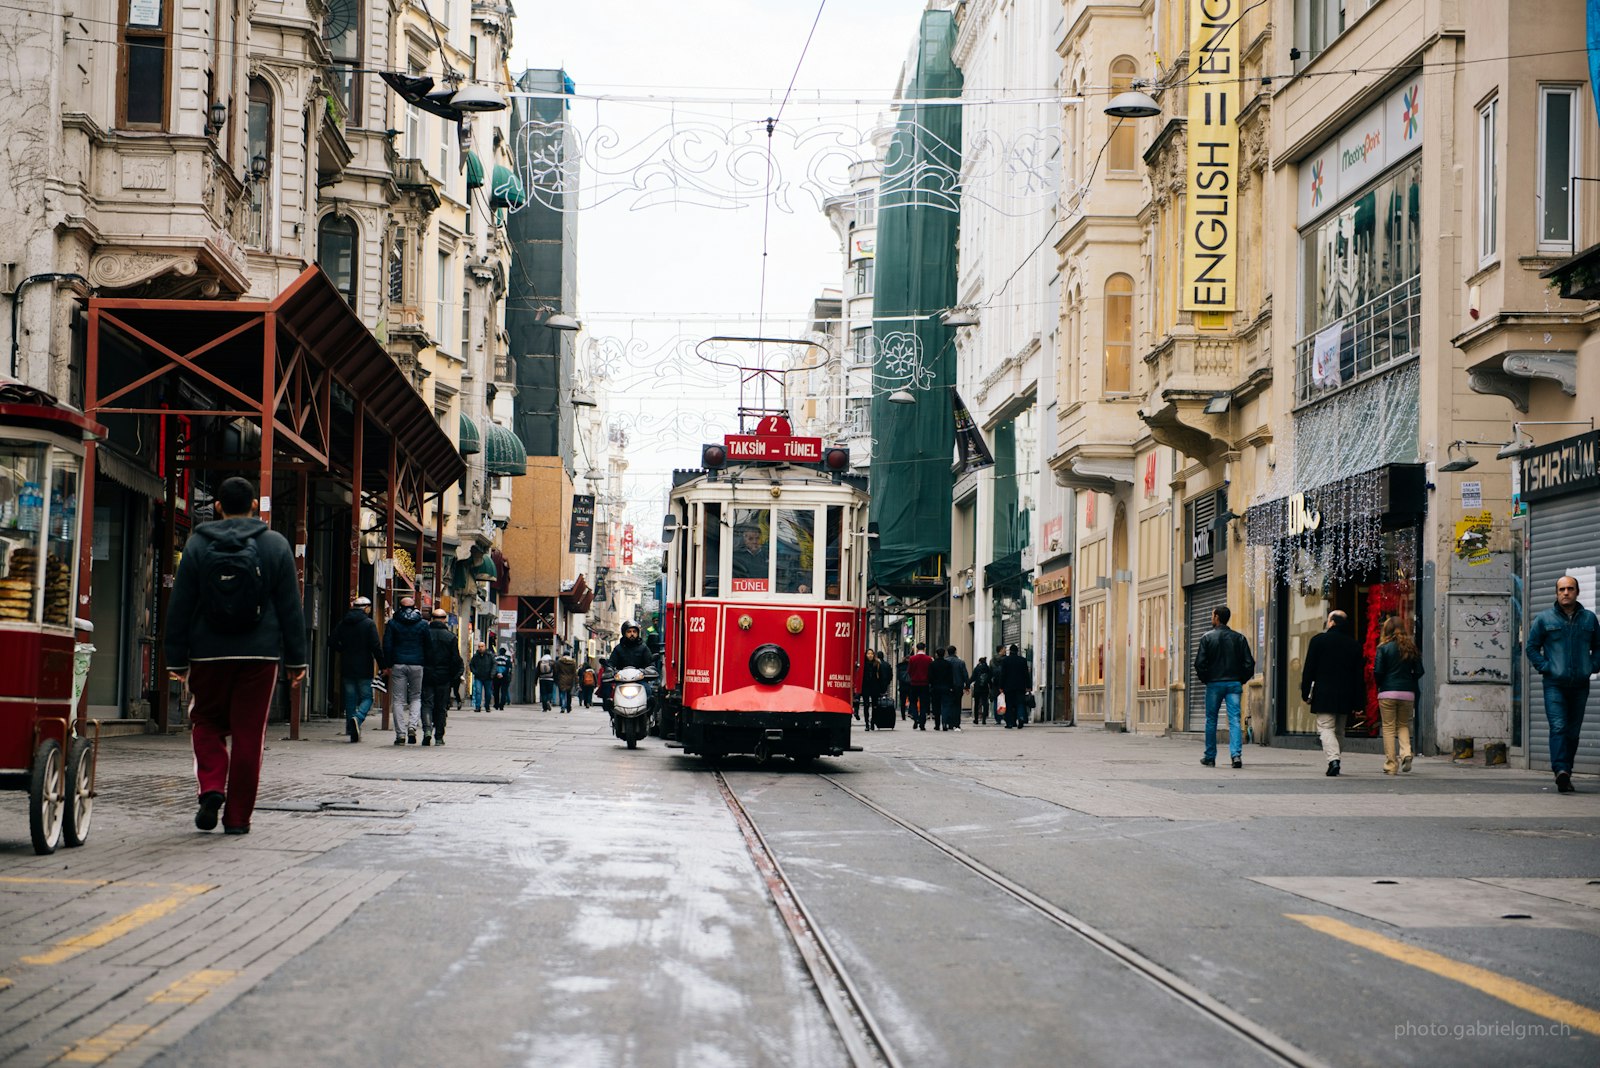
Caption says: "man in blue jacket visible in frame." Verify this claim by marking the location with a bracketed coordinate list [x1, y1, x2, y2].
[382, 594, 431, 745]
[166, 477, 306, 835]
[1527, 575, 1600, 793]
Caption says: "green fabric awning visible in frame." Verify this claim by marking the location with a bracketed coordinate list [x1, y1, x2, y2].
[482, 419, 527, 476]
[458, 413, 481, 455]
[489, 164, 525, 209]
[466, 150, 485, 190]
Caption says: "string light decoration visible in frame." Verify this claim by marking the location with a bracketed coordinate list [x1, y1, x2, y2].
[1245, 364, 1422, 591]
[506, 116, 1061, 217]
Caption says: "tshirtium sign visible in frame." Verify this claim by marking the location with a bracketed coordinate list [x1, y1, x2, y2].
[1184, 0, 1239, 312]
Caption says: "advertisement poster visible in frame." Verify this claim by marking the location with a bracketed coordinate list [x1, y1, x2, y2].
[568, 494, 595, 553]
[622, 524, 635, 566]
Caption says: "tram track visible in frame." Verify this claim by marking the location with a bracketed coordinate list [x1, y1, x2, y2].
[717, 767, 1332, 1068]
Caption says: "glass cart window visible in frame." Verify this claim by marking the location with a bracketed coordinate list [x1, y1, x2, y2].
[700, 502, 721, 597]
[775, 508, 815, 594]
[45, 452, 79, 627]
[0, 442, 48, 625]
[730, 508, 770, 592]
[825, 506, 843, 600]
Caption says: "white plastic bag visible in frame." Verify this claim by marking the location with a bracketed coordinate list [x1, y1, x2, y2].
[995, 693, 1007, 714]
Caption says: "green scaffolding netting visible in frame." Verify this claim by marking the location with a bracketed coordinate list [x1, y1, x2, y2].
[868, 8, 962, 588]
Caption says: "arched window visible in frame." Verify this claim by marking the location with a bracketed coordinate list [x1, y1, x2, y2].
[1103, 273, 1134, 393]
[323, 0, 361, 126]
[1108, 57, 1139, 173]
[317, 214, 358, 305]
[245, 78, 273, 249]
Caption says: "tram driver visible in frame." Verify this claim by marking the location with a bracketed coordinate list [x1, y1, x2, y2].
[731, 515, 770, 582]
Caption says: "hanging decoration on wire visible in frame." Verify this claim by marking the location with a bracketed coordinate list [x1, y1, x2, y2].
[869, 330, 934, 394]
[507, 115, 1060, 217]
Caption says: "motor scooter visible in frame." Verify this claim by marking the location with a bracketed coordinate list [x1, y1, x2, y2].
[606, 666, 656, 749]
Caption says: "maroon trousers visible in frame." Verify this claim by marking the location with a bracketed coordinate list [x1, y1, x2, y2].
[188, 660, 280, 831]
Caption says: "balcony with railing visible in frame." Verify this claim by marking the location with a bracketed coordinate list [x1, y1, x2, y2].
[1294, 273, 1420, 407]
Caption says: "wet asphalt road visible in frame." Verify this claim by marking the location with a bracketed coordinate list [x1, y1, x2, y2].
[145, 714, 1600, 1068]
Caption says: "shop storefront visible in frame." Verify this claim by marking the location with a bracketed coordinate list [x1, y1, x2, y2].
[1034, 565, 1071, 724]
[1520, 430, 1600, 775]
[1182, 490, 1230, 733]
[1247, 464, 1426, 738]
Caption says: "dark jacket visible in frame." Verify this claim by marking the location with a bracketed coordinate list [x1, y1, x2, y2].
[946, 654, 970, 692]
[1194, 624, 1254, 684]
[997, 653, 1033, 693]
[422, 621, 463, 685]
[469, 649, 497, 681]
[611, 636, 653, 671]
[1527, 601, 1600, 685]
[330, 607, 383, 679]
[555, 655, 578, 689]
[970, 660, 993, 695]
[928, 654, 953, 690]
[1301, 619, 1365, 713]
[165, 517, 307, 671]
[1372, 640, 1425, 694]
[382, 607, 430, 667]
[860, 658, 891, 698]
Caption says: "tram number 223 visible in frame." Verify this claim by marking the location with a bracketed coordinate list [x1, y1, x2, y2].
[688, 617, 708, 633]
[834, 621, 851, 638]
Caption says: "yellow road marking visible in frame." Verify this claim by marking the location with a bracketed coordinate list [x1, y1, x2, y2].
[60, 1022, 152, 1064]
[0, 877, 212, 892]
[1287, 913, 1600, 1036]
[0, 876, 112, 887]
[22, 886, 212, 967]
[0, 977, 12, 990]
[148, 968, 238, 1005]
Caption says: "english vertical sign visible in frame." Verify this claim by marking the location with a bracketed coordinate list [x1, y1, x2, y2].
[1184, 0, 1238, 312]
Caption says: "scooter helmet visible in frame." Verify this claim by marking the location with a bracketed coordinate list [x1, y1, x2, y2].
[622, 620, 641, 636]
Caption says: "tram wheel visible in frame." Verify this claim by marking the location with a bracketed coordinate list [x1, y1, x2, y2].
[63, 737, 95, 848]
[790, 754, 816, 769]
[29, 739, 65, 855]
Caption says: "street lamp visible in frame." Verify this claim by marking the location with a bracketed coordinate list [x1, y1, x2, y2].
[543, 312, 581, 332]
[1495, 419, 1597, 460]
[1104, 90, 1161, 119]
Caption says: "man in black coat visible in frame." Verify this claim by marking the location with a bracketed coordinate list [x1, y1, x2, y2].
[165, 476, 307, 835]
[1194, 606, 1255, 769]
[1300, 610, 1365, 776]
[997, 644, 1034, 729]
[330, 595, 383, 742]
[421, 608, 462, 745]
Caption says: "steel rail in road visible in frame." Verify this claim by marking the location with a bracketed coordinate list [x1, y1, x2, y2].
[716, 772, 902, 1068]
[817, 774, 1334, 1068]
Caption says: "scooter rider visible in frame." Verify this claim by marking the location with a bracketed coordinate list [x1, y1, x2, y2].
[610, 620, 654, 683]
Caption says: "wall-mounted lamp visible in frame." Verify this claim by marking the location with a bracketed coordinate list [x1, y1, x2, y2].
[1203, 392, 1231, 415]
[1439, 440, 1510, 472]
[248, 152, 269, 184]
[207, 101, 228, 136]
[1495, 419, 1596, 460]
[570, 389, 598, 408]
[940, 305, 980, 328]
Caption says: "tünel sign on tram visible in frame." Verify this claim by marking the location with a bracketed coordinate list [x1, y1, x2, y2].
[724, 434, 823, 462]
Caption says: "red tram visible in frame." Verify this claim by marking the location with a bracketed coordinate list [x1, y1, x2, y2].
[656, 417, 870, 763]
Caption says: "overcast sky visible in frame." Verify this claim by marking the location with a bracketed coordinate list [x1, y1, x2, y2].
[507, 1, 929, 522]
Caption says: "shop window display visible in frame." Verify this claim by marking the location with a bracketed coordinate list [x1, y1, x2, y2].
[0, 443, 48, 625]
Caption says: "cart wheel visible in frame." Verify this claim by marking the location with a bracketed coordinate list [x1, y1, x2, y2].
[63, 737, 95, 848]
[29, 739, 65, 855]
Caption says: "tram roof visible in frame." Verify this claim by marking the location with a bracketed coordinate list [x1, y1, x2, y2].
[670, 465, 868, 497]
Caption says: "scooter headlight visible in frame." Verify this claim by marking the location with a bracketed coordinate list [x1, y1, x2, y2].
[618, 684, 644, 700]
[749, 644, 789, 684]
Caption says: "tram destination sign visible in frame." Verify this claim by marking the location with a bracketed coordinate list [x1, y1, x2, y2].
[1520, 430, 1599, 503]
[724, 433, 823, 462]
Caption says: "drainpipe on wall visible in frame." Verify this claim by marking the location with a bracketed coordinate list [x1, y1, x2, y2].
[10, 272, 90, 379]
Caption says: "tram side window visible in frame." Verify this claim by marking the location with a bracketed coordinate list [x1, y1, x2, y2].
[730, 507, 771, 592]
[825, 506, 842, 599]
[0, 442, 48, 624]
[776, 508, 814, 594]
[701, 502, 722, 597]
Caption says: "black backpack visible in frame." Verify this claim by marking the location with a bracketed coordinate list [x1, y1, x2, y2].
[200, 529, 267, 635]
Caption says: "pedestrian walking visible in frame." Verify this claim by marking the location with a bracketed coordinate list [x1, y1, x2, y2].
[492, 641, 514, 709]
[860, 649, 891, 730]
[420, 608, 461, 745]
[555, 651, 578, 713]
[996, 645, 1033, 729]
[1373, 616, 1423, 776]
[970, 656, 993, 725]
[382, 594, 430, 745]
[1194, 605, 1255, 769]
[1301, 610, 1364, 776]
[535, 652, 556, 710]
[330, 595, 383, 743]
[906, 642, 933, 729]
[469, 641, 496, 712]
[928, 647, 951, 730]
[943, 646, 969, 731]
[164, 476, 307, 835]
[580, 660, 599, 708]
[896, 658, 911, 721]
[1527, 575, 1600, 793]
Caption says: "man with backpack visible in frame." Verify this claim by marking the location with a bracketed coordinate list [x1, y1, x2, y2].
[330, 595, 383, 742]
[579, 659, 599, 708]
[382, 594, 430, 744]
[165, 476, 306, 836]
[421, 608, 462, 745]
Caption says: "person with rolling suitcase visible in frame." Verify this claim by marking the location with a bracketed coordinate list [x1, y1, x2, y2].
[861, 649, 893, 730]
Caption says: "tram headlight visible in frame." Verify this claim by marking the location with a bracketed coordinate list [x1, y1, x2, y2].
[749, 643, 789, 685]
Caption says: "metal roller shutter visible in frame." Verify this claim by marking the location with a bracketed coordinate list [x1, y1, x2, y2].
[1528, 492, 1600, 775]
[1184, 579, 1231, 732]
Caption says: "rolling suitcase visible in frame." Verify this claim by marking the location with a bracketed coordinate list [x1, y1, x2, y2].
[872, 695, 897, 730]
